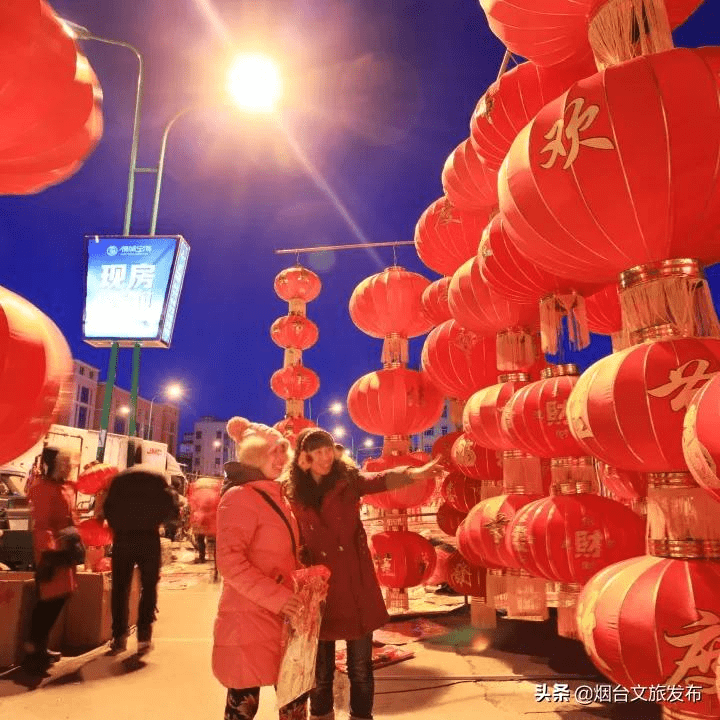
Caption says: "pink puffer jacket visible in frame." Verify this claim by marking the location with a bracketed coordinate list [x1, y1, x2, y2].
[212, 479, 300, 690]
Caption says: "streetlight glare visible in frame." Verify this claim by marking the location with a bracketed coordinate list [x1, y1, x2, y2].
[119, 405, 130, 416]
[333, 426, 346, 439]
[166, 383, 183, 400]
[227, 53, 282, 113]
[363, 438, 374, 448]
[330, 401, 343, 415]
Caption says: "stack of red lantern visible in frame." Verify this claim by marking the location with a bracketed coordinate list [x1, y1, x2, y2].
[270, 266, 321, 444]
[76, 461, 118, 571]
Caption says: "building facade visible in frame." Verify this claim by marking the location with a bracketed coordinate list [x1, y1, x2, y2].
[411, 399, 456, 454]
[190, 417, 236, 477]
[56, 360, 100, 430]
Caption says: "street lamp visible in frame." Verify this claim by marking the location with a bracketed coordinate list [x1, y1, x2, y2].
[363, 438, 374, 448]
[147, 383, 184, 441]
[315, 401, 343, 428]
[332, 426, 355, 457]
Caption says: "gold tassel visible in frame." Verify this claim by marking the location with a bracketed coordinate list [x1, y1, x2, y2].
[546, 581, 560, 609]
[288, 299, 307, 316]
[496, 329, 537, 372]
[611, 328, 631, 352]
[383, 434, 411, 456]
[448, 398, 464, 429]
[285, 399, 304, 417]
[384, 587, 409, 613]
[284, 348, 301, 367]
[506, 570, 549, 621]
[557, 583, 583, 639]
[470, 596, 497, 629]
[539, 293, 590, 355]
[550, 457, 598, 495]
[502, 451, 544, 494]
[482, 480, 504, 501]
[486, 568, 507, 610]
[381, 334, 409, 367]
[381, 509, 409, 532]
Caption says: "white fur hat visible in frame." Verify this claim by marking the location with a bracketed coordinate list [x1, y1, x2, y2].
[226, 416, 290, 469]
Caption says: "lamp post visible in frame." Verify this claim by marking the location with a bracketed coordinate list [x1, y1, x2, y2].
[315, 401, 344, 428]
[147, 383, 183, 441]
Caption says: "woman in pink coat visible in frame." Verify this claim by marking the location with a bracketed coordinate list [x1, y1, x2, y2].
[213, 417, 306, 720]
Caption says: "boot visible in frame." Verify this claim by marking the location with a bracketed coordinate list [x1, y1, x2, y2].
[137, 625, 154, 656]
[309, 713, 335, 720]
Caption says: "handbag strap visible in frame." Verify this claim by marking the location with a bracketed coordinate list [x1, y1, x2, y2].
[251, 487, 297, 558]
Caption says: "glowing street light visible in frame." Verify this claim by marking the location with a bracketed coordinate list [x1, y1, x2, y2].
[118, 405, 130, 416]
[148, 383, 185, 440]
[227, 53, 283, 113]
[316, 401, 344, 427]
[363, 438, 374, 448]
[333, 426, 346, 439]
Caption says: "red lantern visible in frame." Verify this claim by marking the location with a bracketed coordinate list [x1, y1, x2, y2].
[503, 364, 587, 458]
[500, 48, 720, 287]
[270, 314, 319, 350]
[370, 530, 437, 588]
[450, 434, 504, 482]
[77, 518, 112, 547]
[189, 484, 221, 536]
[436, 502, 467, 536]
[363, 453, 435, 510]
[463, 374, 530, 451]
[446, 551, 487, 596]
[585, 285, 622, 336]
[507, 493, 646, 583]
[274, 265, 321, 303]
[421, 277, 452, 327]
[414, 196, 490, 276]
[270, 365, 320, 400]
[567, 336, 720, 472]
[456, 517, 485, 566]
[441, 138, 498, 212]
[596, 462, 647, 501]
[421, 321, 498, 400]
[683, 373, 720, 505]
[0, 286, 72, 466]
[578, 556, 720, 719]
[76, 462, 118, 495]
[431, 430, 464, 469]
[441, 471, 486, 513]
[347, 367, 444, 436]
[274, 416, 316, 445]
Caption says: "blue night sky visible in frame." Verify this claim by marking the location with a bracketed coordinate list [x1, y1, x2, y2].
[1, 0, 719, 441]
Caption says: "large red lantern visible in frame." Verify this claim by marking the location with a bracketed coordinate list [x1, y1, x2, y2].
[507, 493, 646, 583]
[441, 138, 498, 212]
[683, 373, 720, 505]
[431, 430, 464, 469]
[363, 453, 436, 511]
[0, 286, 72, 466]
[421, 277, 452, 327]
[370, 530, 437, 588]
[347, 367, 444, 436]
[578, 556, 720, 720]
[76, 462, 118, 496]
[414, 197, 491, 276]
[436, 502, 467, 536]
[500, 48, 720, 287]
[567, 335, 720, 472]
[596, 462, 648, 501]
[273, 265, 322, 304]
[441, 471, 487, 513]
[77, 518, 112, 547]
[446, 551, 487, 596]
[450, 434, 504, 482]
[585, 285, 622, 336]
[273, 416, 316, 445]
[270, 314, 319, 350]
[270, 365, 320, 400]
[421, 321, 498, 400]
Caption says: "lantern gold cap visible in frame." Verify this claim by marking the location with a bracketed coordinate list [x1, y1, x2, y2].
[619, 258, 704, 290]
[541, 364, 579, 379]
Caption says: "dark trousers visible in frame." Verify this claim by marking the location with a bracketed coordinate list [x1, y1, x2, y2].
[111, 534, 161, 639]
[311, 633, 374, 720]
[30, 595, 68, 651]
[225, 687, 307, 720]
[197, 533, 206, 561]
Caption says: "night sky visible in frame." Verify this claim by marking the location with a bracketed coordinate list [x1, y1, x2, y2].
[1, 0, 719, 442]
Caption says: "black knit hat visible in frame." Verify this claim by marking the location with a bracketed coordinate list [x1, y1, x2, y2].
[299, 429, 335, 453]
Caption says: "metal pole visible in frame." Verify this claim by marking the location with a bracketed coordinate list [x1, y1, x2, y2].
[147, 394, 157, 441]
[129, 342, 141, 437]
[97, 342, 119, 461]
[275, 240, 416, 255]
[497, 48, 513, 81]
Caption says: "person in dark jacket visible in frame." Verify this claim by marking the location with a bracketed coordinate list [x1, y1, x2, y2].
[283, 428, 443, 720]
[103, 451, 177, 655]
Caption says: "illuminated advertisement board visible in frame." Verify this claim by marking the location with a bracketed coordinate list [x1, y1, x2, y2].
[82, 235, 190, 348]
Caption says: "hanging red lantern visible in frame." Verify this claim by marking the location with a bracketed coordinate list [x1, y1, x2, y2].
[500, 48, 720, 288]
[347, 366, 444, 436]
[274, 416, 316, 444]
[450, 434, 504, 482]
[431, 430, 463, 469]
[567, 335, 720, 472]
[507, 493, 646, 583]
[77, 518, 112, 547]
[76, 462, 118, 495]
[270, 365, 320, 401]
[274, 265, 322, 304]
[441, 138, 498, 212]
[436, 502, 467, 536]
[0, 286, 72, 466]
[363, 453, 436, 510]
[578, 556, 720, 720]
[456, 517, 485, 566]
[441, 471, 487, 513]
[370, 530, 437, 588]
[421, 320, 498, 401]
[585, 285, 622, 336]
[414, 196, 490, 276]
[596, 462, 647, 501]
[446, 551, 487, 596]
[270, 314, 319, 350]
[463, 373, 530, 451]
[683, 373, 720, 505]
[421, 277, 452, 327]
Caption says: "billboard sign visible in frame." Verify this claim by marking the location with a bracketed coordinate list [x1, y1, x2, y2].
[82, 235, 190, 348]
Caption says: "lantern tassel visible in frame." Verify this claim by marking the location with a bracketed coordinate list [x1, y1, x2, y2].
[496, 329, 537, 372]
[506, 570, 549, 621]
[288, 299, 307, 316]
[482, 480, 504, 501]
[610, 328, 630, 352]
[647, 485, 720, 548]
[550, 457, 598, 495]
[470, 596, 497, 629]
[540, 293, 590, 356]
[502, 451, 545, 494]
[381, 334, 409, 367]
[557, 583, 583, 639]
[285, 399, 304, 418]
[486, 568, 507, 611]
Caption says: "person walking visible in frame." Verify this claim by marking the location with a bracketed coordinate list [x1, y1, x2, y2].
[213, 416, 307, 720]
[102, 443, 177, 655]
[283, 428, 444, 720]
[23, 447, 81, 674]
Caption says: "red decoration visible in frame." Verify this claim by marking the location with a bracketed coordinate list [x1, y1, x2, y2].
[270, 314, 319, 350]
[578, 556, 720, 719]
[0, 286, 72, 466]
[567, 336, 720, 472]
[370, 530, 437, 588]
[441, 471, 486, 513]
[683, 373, 720, 505]
[77, 518, 112, 547]
[596, 462, 647, 501]
[456, 517, 485, 566]
[363, 453, 436, 510]
[441, 138, 498, 212]
[436, 502, 467, 536]
[450, 434, 504, 481]
[414, 197, 491, 276]
[270, 365, 320, 401]
[585, 285, 623, 336]
[446, 551, 486, 596]
[500, 48, 720, 287]
[274, 416, 316, 444]
[431, 430, 464, 470]
[507, 493, 645, 583]
[273, 265, 322, 303]
[76, 462, 118, 495]
[421, 277, 452, 327]
[189, 482, 221, 536]
[463, 374, 530, 451]
[347, 367, 444, 436]
[421, 321, 498, 400]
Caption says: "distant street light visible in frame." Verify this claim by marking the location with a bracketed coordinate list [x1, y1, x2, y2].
[148, 383, 184, 441]
[363, 438, 374, 448]
[315, 401, 344, 428]
[333, 426, 346, 439]
[213, 440, 222, 449]
[118, 406, 130, 416]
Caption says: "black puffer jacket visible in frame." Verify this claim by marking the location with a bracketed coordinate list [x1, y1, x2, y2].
[104, 465, 177, 537]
